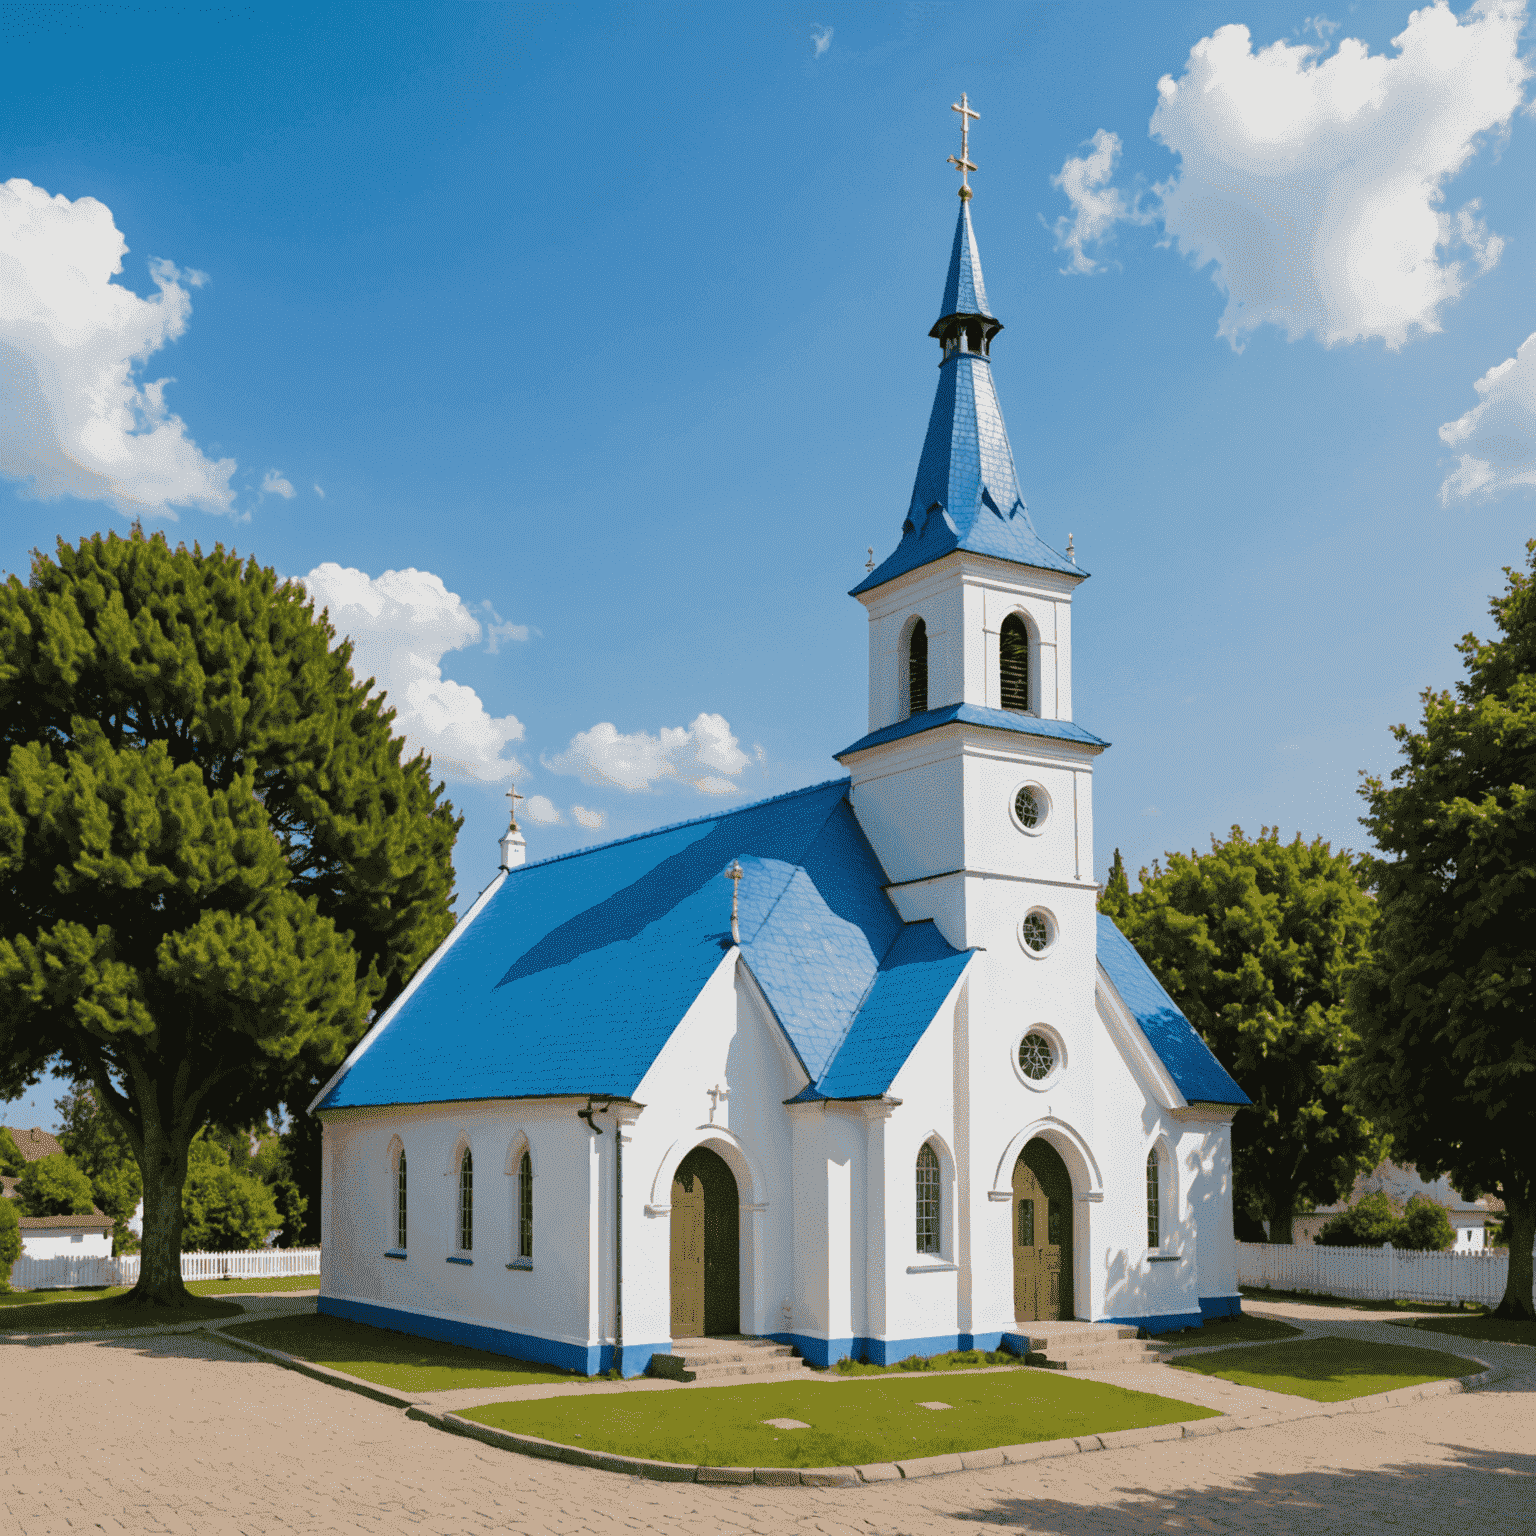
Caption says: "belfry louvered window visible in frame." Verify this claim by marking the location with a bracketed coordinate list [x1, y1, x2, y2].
[1000, 614, 1029, 713]
[517, 1150, 533, 1261]
[916, 1142, 941, 1254]
[908, 620, 929, 716]
[396, 1148, 407, 1250]
[458, 1148, 474, 1252]
[1146, 1149, 1160, 1251]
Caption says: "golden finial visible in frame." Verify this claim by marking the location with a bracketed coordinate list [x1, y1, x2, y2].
[948, 92, 979, 200]
[865, 546, 875, 573]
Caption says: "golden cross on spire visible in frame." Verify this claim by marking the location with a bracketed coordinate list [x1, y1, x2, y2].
[505, 781, 524, 829]
[948, 92, 979, 200]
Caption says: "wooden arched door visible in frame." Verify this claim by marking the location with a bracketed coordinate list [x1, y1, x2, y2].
[670, 1147, 740, 1338]
[1012, 1138, 1074, 1321]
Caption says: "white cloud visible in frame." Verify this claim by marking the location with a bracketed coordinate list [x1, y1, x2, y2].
[1149, 2, 1530, 350]
[572, 805, 608, 830]
[1438, 330, 1536, 503]
[261, 469, 296, 499]
[811, 24, 832, 57]
[522, 794, 564, 825]
[544, 712, 750, 795]
[1051, 130, 1145, 276]
[475, 600, 529, 655]
[0, 177, 235, 516]
[1302, 15, 1342, 42]
[300, 563, 527, 783]
[313, 483, 325, 498]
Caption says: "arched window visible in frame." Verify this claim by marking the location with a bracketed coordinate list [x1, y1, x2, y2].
[1000, 614, 1030, 713]
[1146, 1149, 1160, 1251]
[908, 620, 929, 716]
[517, 1149, 533, 1261]
[916, 1142, 941, 1254]
[396, 1147, 408, 1251]
[458, 1147, 474, 1253]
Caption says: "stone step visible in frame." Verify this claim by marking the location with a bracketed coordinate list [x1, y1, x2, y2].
[685, 1357, 811, 1384]
[672, 1341, 799, 1368]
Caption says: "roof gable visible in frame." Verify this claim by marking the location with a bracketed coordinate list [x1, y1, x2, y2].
[317, 779, 968, 1112]
[1095, 914, 1250, 1107]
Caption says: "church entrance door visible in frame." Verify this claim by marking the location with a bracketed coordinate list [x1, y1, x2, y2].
[670, 1147, 740, 1337]
[1012, 1139, 1074, 1321]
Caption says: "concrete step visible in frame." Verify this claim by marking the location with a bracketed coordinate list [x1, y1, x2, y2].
[685, 1356, 811, 1384]
[651, 1337, 812, 1384]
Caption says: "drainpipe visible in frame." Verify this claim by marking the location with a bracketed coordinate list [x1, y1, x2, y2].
[578, 1096, 620, 1375]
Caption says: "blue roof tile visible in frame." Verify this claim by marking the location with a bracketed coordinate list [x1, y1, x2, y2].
[937, 198, 993, 322]
[317, 779, 971, 1111]
[837, 702, 1109, 759]
[1096, 915, 1250, 1107]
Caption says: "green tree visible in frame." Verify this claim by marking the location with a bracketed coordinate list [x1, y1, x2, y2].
[180, 1134, 280, 1251]
[277, 1094, 322, 1247]
[1350, 544, 1536, 1320]
[1099, 827, 1382, 1243]
[1398, 1194, 1455, 1253]
[0, 1194, 20, 1291]
[0, 530, 459, 1307]
[0, 1124, 23, 1176]
[17, 1151, 96, 1216]
[1315, 1190, 1401, 1247]
[56, 1080, 144, 1255]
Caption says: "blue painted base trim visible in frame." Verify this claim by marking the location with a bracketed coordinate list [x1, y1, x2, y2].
[1199, 1294, 1243, 1320]
[318, 1296, 667, 1378]
[767, 1330, 1009, 1368]
[1101, 1309, 1203, 1335]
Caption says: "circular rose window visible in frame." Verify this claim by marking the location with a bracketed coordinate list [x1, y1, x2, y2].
[1015, 787, 1040, 827]
[1018, 1032, 1054, 1080]
[1021, 911, 1051, 953]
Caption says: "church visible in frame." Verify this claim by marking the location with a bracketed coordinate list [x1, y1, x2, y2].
[310, 113, 1249, 1376]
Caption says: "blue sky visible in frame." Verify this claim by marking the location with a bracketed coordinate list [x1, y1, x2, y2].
[4, 2, 1535, 1128]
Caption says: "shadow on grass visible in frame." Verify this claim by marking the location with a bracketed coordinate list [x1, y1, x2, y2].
[1241, 1285, 1493, 1317]
[1390, 1313, 1536, 1349]
[0, 1290, 243, 1331]
[952, 1443, 1536, 1533]
[222, 1313, 588, 1392]
[1171, 1337, 1482, 1403]
[1154, 1314, 1303, 1350]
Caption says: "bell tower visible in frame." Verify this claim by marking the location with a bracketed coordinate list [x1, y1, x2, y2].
[835, 98, 1108, 968]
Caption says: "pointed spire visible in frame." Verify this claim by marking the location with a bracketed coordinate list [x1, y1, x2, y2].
[852, 119, 1081, 598]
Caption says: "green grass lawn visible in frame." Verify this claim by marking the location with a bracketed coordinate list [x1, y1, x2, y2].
[224, 1313, 591, 1392]
[825, 1347, 1023, 1376]
[183, 1274, 319, 1296]
[0, 1289, 243, 1330]
[1390, 1313, 1536, 1349]
[1171, 1337, 1482, 1402]
[1154, 1314, 1303, 1350]
[1240, 1285, 1484, 1316]
[462, 1372, 1217, 1468]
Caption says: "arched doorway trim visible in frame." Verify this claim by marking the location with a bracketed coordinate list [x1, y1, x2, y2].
[989, 1116, 1102, 1203]
[645, 1127, 767, 1215]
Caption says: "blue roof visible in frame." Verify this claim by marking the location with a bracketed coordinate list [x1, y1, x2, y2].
[317, 779, 973, 1111]
[837, 702, 1109, 760]
[852, 200, 1082, 597]
[937, 197, 993, 322]
[1095, 915, 1250, 1107]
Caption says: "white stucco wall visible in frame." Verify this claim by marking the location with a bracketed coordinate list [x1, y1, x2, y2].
[19, 1228, 113, 1260]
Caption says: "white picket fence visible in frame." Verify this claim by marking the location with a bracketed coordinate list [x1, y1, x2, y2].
[1237, 1240, 1514, 1306]
[10, 1246, 321, 1292]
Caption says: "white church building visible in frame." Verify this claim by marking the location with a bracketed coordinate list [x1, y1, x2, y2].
[311, 153, 1250, 1376]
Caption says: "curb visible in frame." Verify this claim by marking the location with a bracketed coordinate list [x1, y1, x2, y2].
[397, 1358, 1502, 1487]
[212, 1329, 418, 1410]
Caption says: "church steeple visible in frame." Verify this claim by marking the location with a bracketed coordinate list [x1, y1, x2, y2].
[852, 117, 1078, 598]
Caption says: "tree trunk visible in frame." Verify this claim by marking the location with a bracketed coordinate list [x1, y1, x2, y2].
[1494, 1192, 1534, 1322]
[1266, 1192, 1296, 1245]
[126, 1118, 191, 1308]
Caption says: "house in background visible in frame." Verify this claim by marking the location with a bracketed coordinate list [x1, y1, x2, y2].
[2, 1126, 115, 1261]
[1293, 1161, 1502, 1251]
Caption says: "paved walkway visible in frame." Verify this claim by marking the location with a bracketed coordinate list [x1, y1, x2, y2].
[2, 1304, 1532, 1534]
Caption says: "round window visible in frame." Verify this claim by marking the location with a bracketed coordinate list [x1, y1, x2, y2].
[1019, 907, 1056, 957]
[1018, 1032, 1054, 1080]
[1009, 781, 1050, 835]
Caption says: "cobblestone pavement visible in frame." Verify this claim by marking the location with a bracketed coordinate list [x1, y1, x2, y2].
[3, 1324, 1533, 1535]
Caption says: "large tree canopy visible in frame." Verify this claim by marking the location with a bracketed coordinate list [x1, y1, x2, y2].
[0, 529, 459, 1305]
[1099, 830, 1381, 1243]
[1350, 545, 1536, 1320]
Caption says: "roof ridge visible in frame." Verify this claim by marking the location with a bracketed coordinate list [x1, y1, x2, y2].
[498, 776, 853, 879]
[736, 792, 850, 947]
